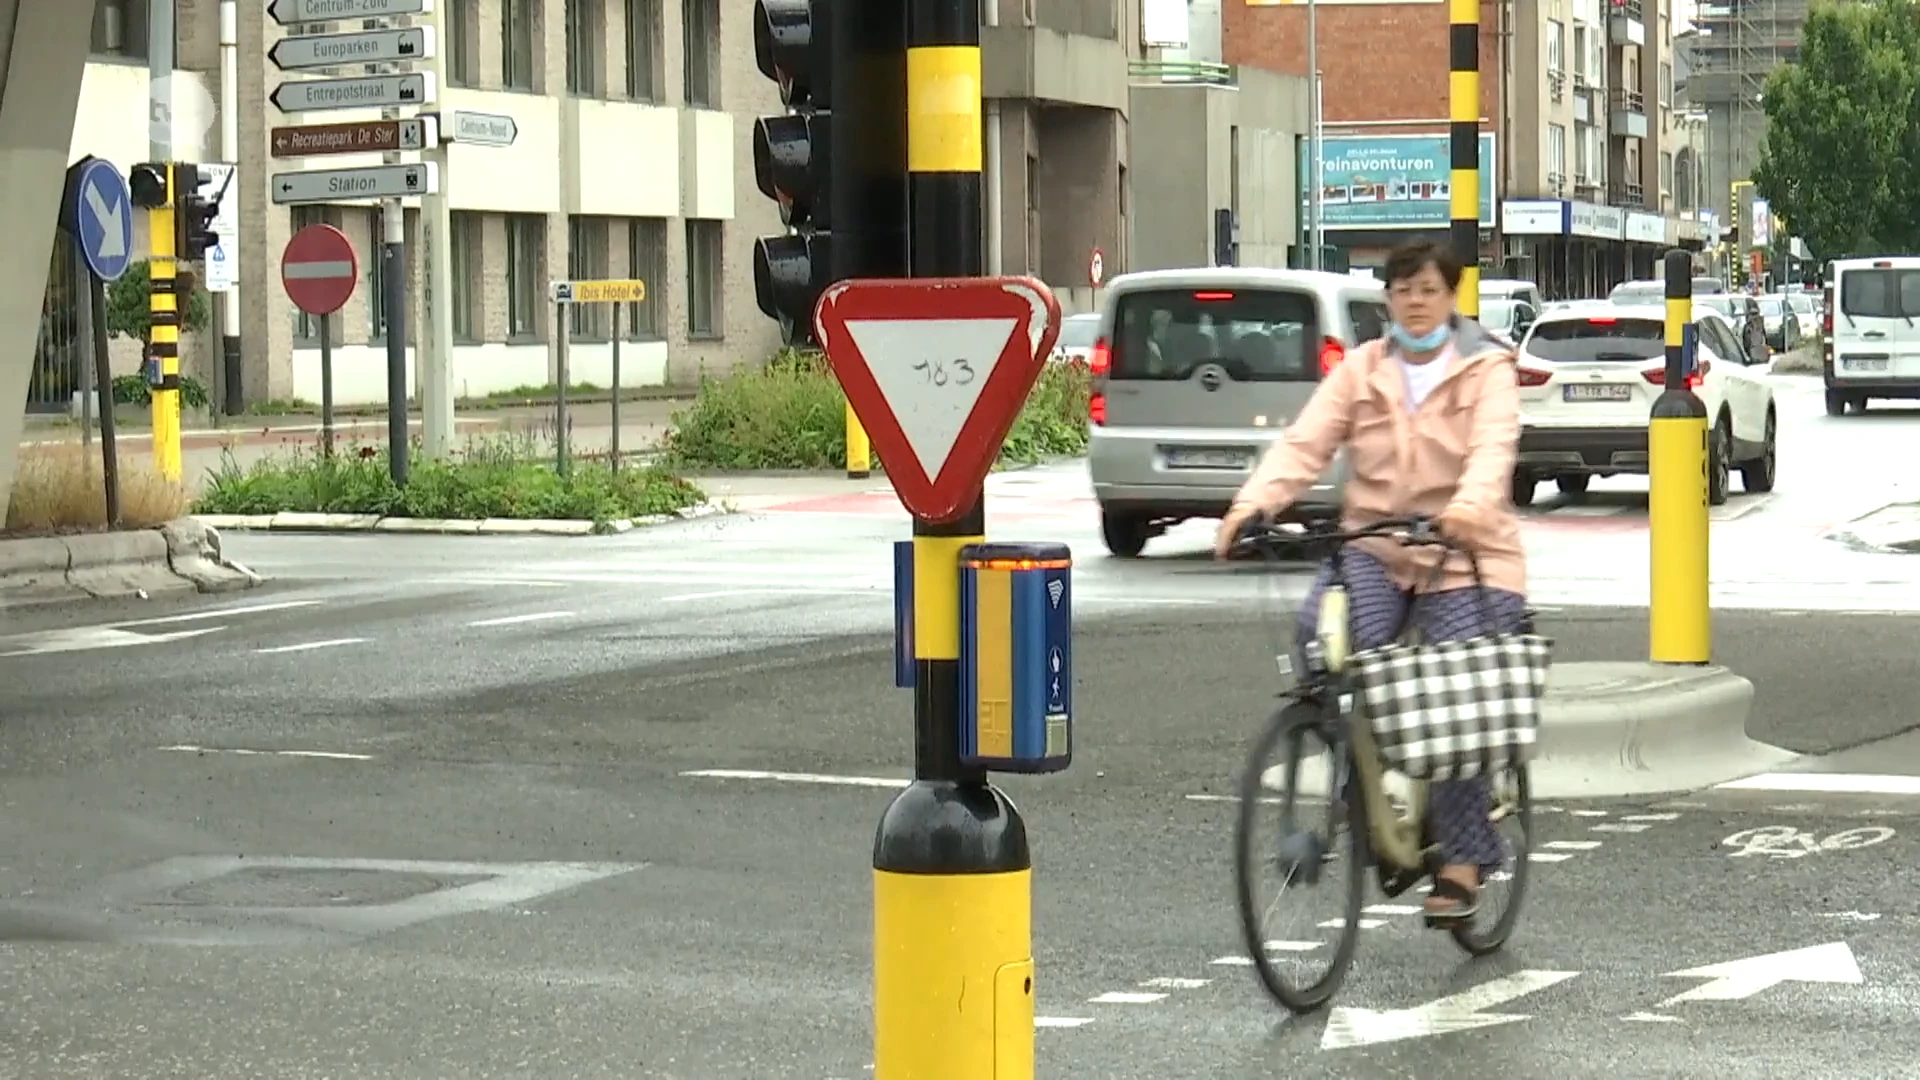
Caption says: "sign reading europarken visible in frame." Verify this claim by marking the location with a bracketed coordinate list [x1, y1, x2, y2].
[551, 278, 647, 303]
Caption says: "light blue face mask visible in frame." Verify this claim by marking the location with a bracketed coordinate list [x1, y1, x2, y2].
[1389, 321, 1451, 353]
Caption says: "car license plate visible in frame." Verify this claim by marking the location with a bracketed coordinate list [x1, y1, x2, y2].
[1562, 384, 1633, 402]
[1164, 447, 1252, 470]
[1843, 356, 1890, 372]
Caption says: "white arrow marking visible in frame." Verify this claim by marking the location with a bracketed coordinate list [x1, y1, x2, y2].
[0, 625, 222, 657]
[1320, 970, 1579, 1050]
[1659, 941, 1861, 1006]
[84, 181, 125, 259]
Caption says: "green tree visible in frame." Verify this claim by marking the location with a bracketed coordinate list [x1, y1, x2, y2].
[1751, 0, 1920, 259]
[104, 259, 212, 344]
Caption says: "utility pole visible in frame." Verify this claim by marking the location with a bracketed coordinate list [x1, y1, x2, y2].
[148, 0, 182, 480]
[378, 17, 410, 484]
[1306, 0, 1323, 270]
[1448, 0, 1482, 315]
[218, 0, 241, 413]
[418, 0, 455, 457]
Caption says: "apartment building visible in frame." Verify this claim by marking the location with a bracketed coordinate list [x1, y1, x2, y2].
[28, 0, 1141, 413]
[1223, 0, 1700, 297]
[1679, 0, 1809, 229]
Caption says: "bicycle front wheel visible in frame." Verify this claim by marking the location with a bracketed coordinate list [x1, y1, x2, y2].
[1233, 700, 1367, 1015]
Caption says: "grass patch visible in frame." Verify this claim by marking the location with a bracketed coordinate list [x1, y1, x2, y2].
[192, 434, 706, 526]
[663, 349, 1091, 471]
[6, 442, 188, 532]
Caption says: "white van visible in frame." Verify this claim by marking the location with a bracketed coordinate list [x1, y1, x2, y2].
[1825, 256, 1920, 415]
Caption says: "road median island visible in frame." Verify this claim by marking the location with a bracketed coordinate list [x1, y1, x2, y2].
[1532, 661, 1788, 797]
[0, 519, 259, 607]
[661, 348, 1091, 471]
[188, 434, 710, 536]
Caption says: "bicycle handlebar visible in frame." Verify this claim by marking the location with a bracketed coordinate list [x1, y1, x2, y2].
[1232, 514, 1463, 555]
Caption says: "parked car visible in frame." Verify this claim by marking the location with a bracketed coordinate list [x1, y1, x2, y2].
[1479, 277, 1545, 313]
[1476, 297, 1537, 346]
[1051, 312, 1100, 365]
[1825, 256, 1920, 415]
[1510, 303, 1777, 506]
[1085, 267, 1389, 557]
[1755, 294, 1802, 351]
[1606, 276, 1726, 305]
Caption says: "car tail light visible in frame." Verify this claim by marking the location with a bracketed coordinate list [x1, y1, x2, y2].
[1318, 337, 1345, 375]
[1642, 358, 1710, 389]
[1193, 291, 1234, 301]
[1587, 316, 1617, 324]
[1088, 338, 1110, 425]
[1515, 366, 1551, 387]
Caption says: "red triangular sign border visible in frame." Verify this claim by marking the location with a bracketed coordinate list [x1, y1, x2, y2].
[814, 276, 1062, 524]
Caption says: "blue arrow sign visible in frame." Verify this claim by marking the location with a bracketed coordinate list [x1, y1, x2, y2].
[74, 159, 133, 281]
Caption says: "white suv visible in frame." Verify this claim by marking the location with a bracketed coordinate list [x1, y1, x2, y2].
[1510, 304, 1778, 506]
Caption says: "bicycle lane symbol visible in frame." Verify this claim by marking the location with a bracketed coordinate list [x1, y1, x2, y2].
[1720, 825, 1897, 859]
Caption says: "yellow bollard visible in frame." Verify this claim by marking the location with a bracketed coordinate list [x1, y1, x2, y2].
[846, 402, 871, 479]
[1648, 248, 1709, 663]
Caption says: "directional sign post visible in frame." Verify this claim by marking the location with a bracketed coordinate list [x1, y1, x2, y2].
[271, 162, 438, 205]
[812, 276, 1062, 523]
[63, 156, 134, 519]
[269, 72, 435, 114]
[267, 0, 432, 21]
[445, 110, 518, 147]
[72, 158, 133, 282]
[281, 224, 359, 457]
[270, 117, 436, 159]
[549, 279, 648, 474]
[269, 26, 434, 70]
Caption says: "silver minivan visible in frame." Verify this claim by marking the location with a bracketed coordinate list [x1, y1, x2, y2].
[1086, 268, 1389, 557]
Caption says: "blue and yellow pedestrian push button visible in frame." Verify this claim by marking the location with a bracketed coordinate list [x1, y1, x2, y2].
[958, 542, 1072, 773]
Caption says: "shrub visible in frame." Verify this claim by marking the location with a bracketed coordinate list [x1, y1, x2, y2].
[112, 373, 212, 409]
[6, 442, 188, 532]
[664, 349, 1092, 470]
[105, 260, 211, 342]
[193, 436, 707, 525]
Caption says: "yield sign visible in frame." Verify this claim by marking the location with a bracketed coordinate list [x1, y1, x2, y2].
[813, 276, 1061, 523]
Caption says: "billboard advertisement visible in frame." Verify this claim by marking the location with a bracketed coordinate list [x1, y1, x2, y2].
[1298, 133, 1497, 230]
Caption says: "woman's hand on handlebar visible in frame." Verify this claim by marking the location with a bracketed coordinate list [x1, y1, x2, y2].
[1433, 502, 1483, 544]
[1215, 502, 1264, 559]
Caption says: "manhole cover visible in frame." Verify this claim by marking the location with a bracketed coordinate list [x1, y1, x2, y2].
[153, 868, 486, 908]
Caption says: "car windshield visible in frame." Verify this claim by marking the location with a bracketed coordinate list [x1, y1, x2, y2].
[1478, 299, 1519, 330]
[1608, 282, 1664, 306]
[1757, 296, 1786, 317]
[1057, 316, 1099, 349]
[1788, 294, 1815, 313]
[1525, 316, 1666, 363]
[1109, 288, 1319, 382]
[1694, 295, 1738, 318]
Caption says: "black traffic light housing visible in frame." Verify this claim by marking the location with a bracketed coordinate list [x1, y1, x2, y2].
[128, 162, 169, 209]
[174, 162, 230, 262]
[752, 0, 833, 347]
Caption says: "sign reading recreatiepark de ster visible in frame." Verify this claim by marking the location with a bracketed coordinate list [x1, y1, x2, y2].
[1298, 133, 1498, 230]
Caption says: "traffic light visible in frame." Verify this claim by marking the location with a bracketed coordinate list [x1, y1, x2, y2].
[173, 163, 228, 262]
[752, 0, 832, 347]
[128, 162, 169, 209]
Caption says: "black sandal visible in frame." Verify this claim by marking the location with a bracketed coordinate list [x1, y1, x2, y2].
[1422, 875, 1480, 926]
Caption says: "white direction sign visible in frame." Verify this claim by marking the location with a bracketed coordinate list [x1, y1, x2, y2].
[268, 0, 433, 24]
[271, 162, 439, 205]
[201, 163, 240, 293]
[1659, 941, 1862, 1006]
[269, 26, 435, 70]
[449, 110, 518, 146]
[1320, 970, 1580, 1050]
[844, 317, 1013, 481]
[271, 72, 435, 114]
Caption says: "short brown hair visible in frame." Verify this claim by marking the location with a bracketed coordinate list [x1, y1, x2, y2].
[1382, 241, 1463, 291]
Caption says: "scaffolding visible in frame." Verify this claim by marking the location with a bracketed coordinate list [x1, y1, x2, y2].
[1683, 0, 1810, 185]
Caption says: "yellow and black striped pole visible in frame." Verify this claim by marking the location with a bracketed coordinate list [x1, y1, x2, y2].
[149, 165, 183, 481]
[873, 0, 1034, 1075]
[1649, 248, 1709, 662]
[1448, 0, 1480, 316]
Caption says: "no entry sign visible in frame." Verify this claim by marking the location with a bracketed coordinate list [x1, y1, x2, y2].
[281, 224, 357, 315]
[813, 276, 1061, 523]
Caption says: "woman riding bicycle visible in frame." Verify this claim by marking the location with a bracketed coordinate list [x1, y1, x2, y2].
[1214, 240, 1527, 923]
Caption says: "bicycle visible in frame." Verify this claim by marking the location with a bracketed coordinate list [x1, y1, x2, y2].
[1229, 515, 1535, 1015]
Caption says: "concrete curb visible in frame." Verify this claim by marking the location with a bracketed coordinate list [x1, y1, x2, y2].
[191, 501, 722, 536]
[1822, 501, 1920, 554]
[0, 519, 261, 608]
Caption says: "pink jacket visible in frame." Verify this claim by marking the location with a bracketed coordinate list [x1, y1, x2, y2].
[1232, 318, 1526, 596]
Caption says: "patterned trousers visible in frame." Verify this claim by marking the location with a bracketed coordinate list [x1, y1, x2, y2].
[1296, 548, 1527, 870]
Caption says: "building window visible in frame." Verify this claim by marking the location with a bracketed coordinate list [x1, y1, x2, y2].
[1661, 151, 1674, 200]
[445, 0, 476, 86]
[92, 0, 151, 59]
[566, 217, 611, 340]
[685, 219, 723, 338]
[682, 0, 719, 107]
[506, 214, 545, 340]
[625, 0, 663, 102]
[290, 206, 337, 343]
[626, 218, 667, 337]
[1547, 123, 1567, 186]
[1573, 122, 1592, 181]
[450, 211, 481, 342]
[1658, 61, 1672, 107]
[1546, 20, 1564, 74]
[565, 0, 600, 96]
[502, 0, 535, 91]
[1571, 25, 1588, 82]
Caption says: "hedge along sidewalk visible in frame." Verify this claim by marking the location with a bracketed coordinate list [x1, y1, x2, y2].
[662, 350, 1093, 471]
[189, 436, 712, 536]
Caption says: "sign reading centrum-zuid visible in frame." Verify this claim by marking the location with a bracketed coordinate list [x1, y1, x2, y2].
[1299, 133, 1498, 230]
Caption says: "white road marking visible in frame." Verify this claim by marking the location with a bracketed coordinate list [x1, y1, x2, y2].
[120, 599, 323, 626]
[1717, 772, 1920, 796]
[438, 577, 568, 588]
[1265, 939, 1325, 952]
[1820, 911, 1882, 922]
[1211, 955, 1255, 966]
[1529, 852, 1574, 863]
[1570, 809, 1609, 817]
[1622, 1012, 1685, 1024]
[1319, 918, 1387, 930]
[1035, 1017, 1095, 1028]
[1590, 823, 1651, 833]
[1659, 941, 1862, 1006]
[160, 745, 373, 760]
[681, 768, 909, 789]
[467, 611, 574, 627]
[1544, 840, 1603, 850]
[1363, 904, 1423, 916]
[1089, 991, 1166, 1004]
[253, 637, 367, 654]
[1321, 970, 1581, 1050]
[1140, 977, 1209, 989]
[1620, 813, 1681, 822]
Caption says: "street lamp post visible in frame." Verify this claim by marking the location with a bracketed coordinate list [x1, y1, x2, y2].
[1306, 0, 1323, 270]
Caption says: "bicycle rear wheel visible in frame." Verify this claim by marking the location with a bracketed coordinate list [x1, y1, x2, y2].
[1233, 700, 1367, 1014]
[1448, 763, 1532, 956]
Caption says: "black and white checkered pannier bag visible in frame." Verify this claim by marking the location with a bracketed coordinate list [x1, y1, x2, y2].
[1348, 561, 1554, 781]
